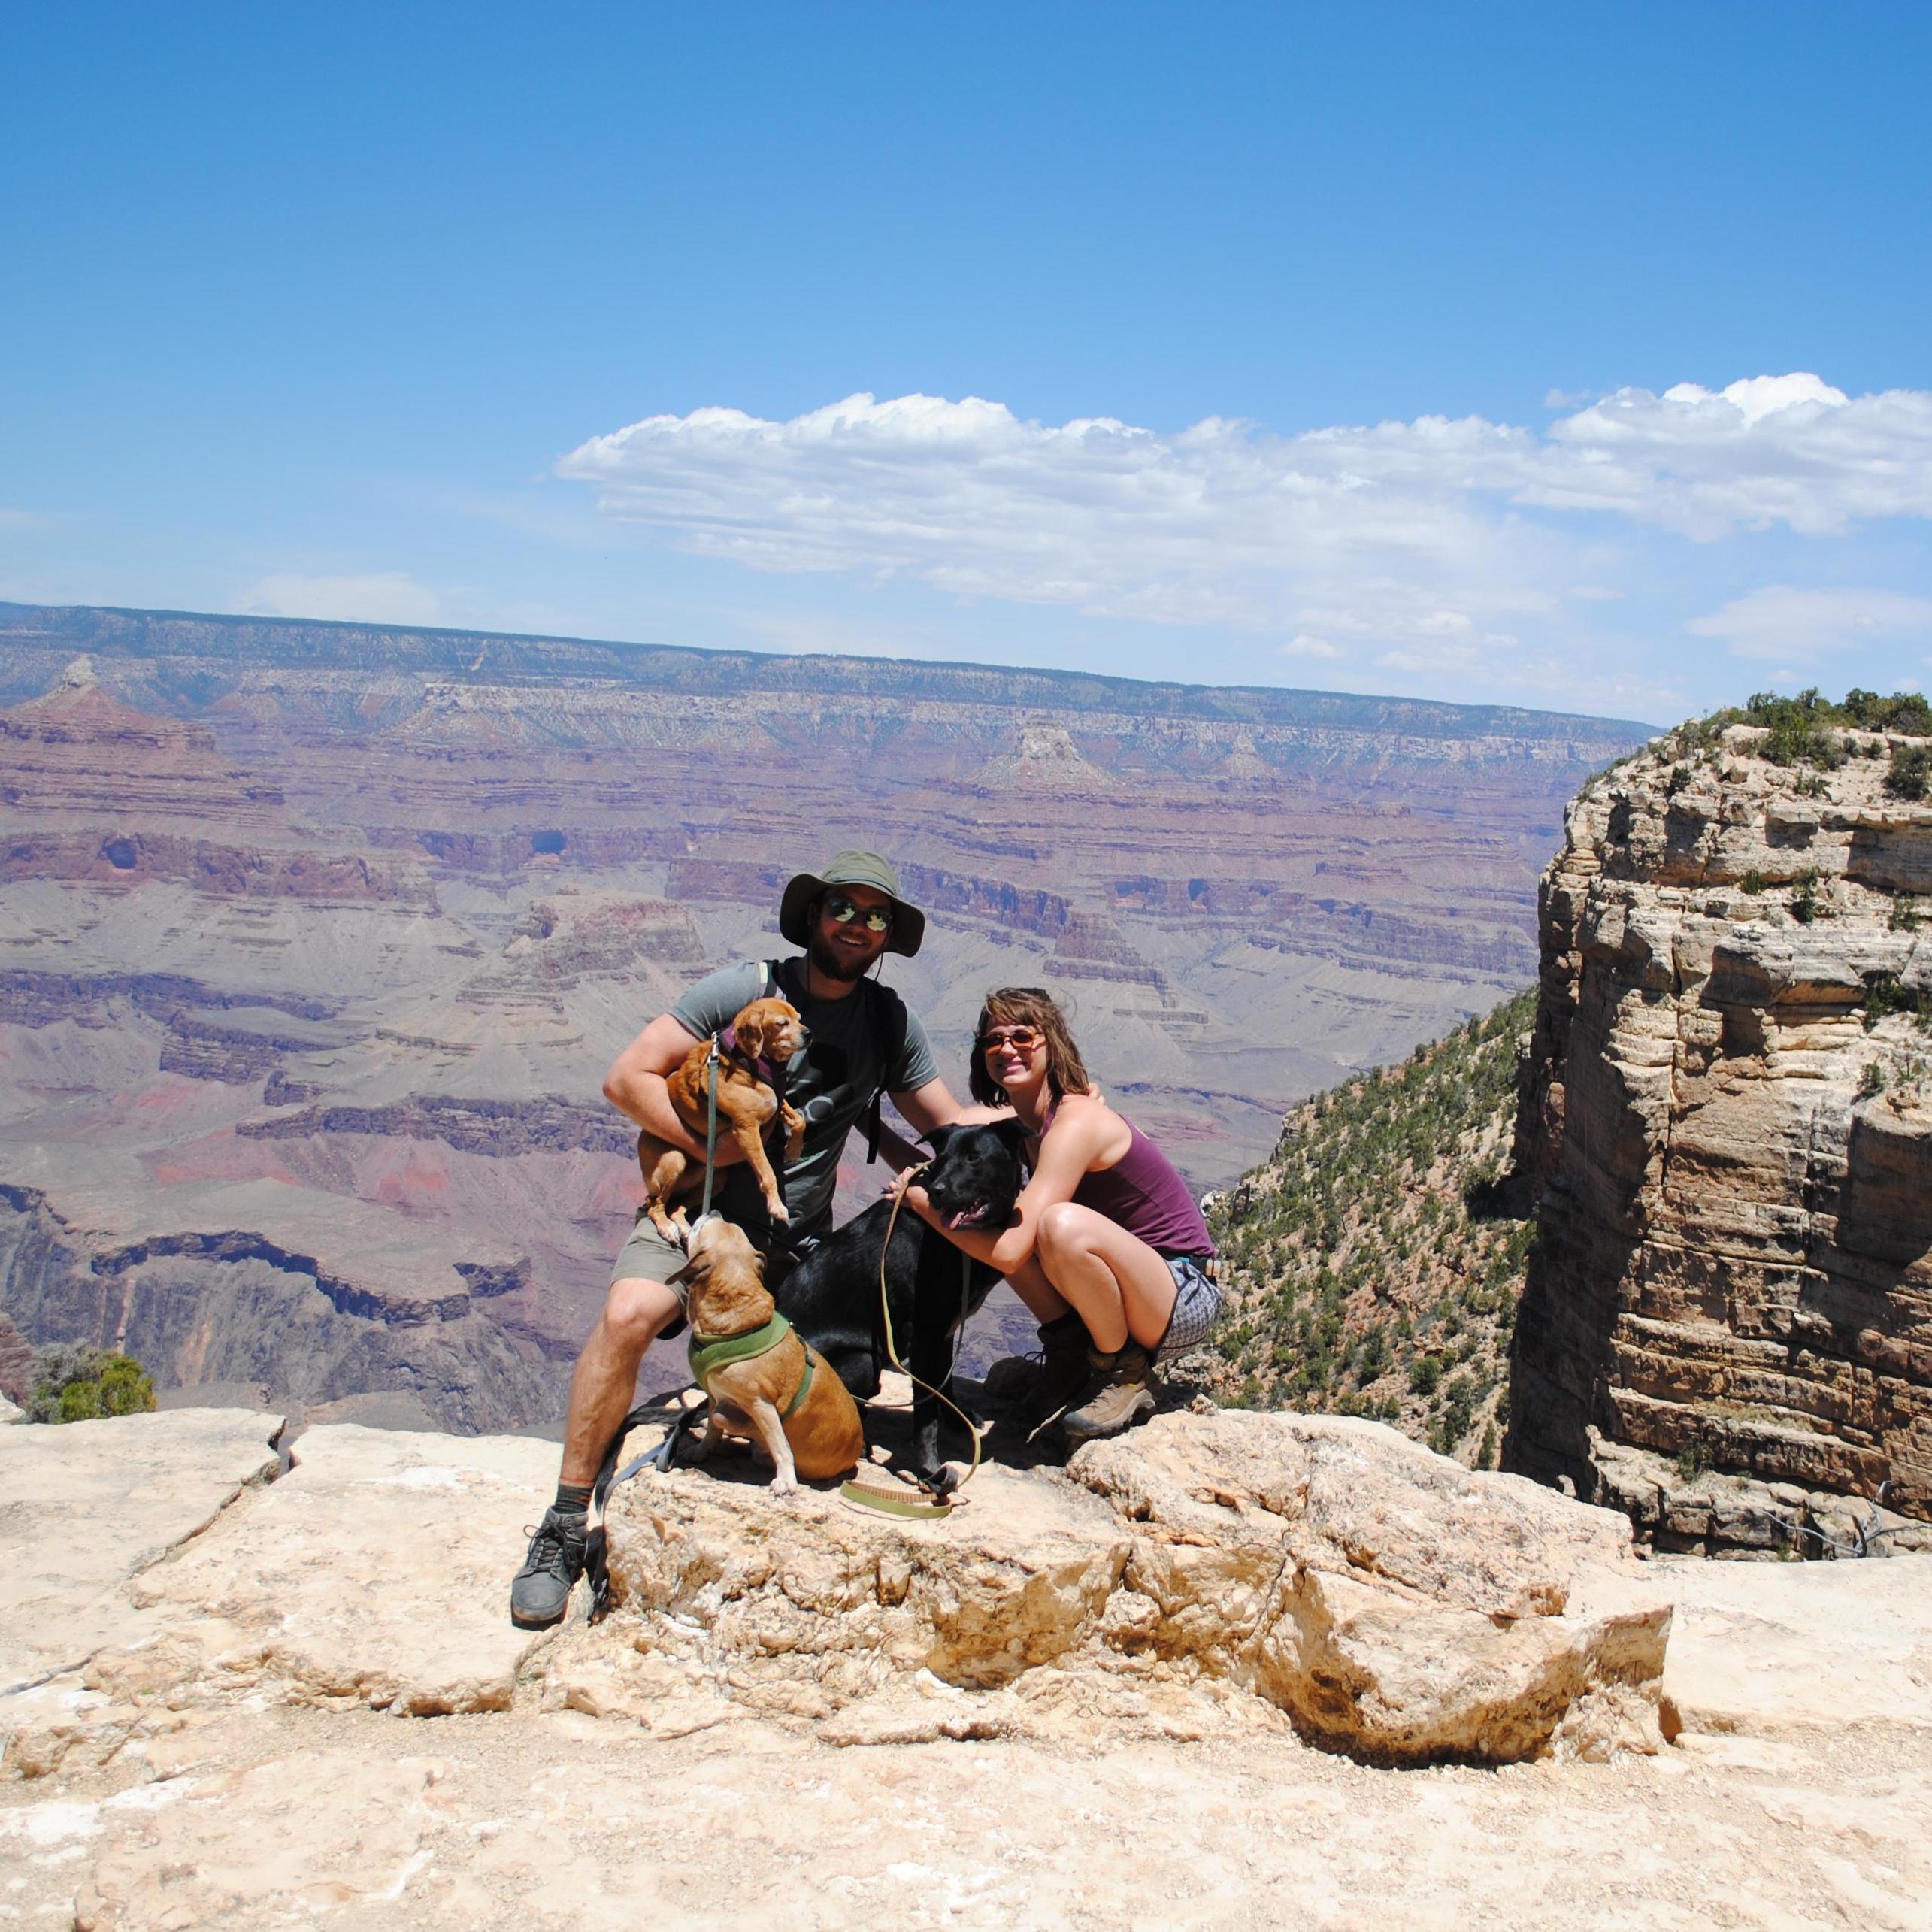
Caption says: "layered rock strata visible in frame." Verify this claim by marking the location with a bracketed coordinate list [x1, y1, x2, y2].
[1506, 723, 1932, 1542]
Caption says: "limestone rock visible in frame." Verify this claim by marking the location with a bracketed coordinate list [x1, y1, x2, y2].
[130, 1423, 557, 1714]
[72, 1752, 451, 1929]
[1507, 730, 1932, 1538]
[1660, 1550, 1932, 1737]
[0, 1409, 282, 1693]
[599, 1407, 1668, 1764]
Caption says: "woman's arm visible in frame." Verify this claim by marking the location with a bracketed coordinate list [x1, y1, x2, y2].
[897, 1096, 1123, 1276]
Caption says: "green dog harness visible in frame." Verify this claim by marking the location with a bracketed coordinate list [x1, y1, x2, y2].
[686, 1311, 816, 1420]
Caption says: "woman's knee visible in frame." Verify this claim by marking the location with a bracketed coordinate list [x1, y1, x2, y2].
[1036, 1200, 1089, 1261]
[602, 1274, 680, 1349]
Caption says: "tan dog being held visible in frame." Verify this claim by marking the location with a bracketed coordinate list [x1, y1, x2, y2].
[671, 1216, 865, 1493]
[637, 995, 807, 1242]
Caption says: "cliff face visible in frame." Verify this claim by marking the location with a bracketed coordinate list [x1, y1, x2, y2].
[1506, 722, 1932, 1542]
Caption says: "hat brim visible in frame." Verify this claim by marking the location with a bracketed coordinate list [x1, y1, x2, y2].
[778, 872, 925, 957]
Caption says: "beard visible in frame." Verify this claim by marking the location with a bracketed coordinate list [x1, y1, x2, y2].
[808, 930, 877, 983]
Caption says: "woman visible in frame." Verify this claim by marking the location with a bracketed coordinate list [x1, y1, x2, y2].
[894, 986, 1221, 1441]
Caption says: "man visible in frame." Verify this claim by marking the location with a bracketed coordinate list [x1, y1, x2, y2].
[510, 850, 989, 1628]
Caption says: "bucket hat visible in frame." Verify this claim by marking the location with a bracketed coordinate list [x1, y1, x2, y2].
[778, 850, 925, 958]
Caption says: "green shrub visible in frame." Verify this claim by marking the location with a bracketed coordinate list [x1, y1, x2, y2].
[27, 1344, 156, 1425]
[1745, 689, 1844, 768]
[1843, 688, 1932, 734]
[1861, 974, 1932, 1031]
[1740, 869, 1766, 895]
[1888, 743, 1932, 801]
[1788, 868, 1826, 923]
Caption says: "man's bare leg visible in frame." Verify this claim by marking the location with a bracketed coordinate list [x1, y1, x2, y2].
[511, 1271, 682, 1628]
[558, 1275, 683, 1485]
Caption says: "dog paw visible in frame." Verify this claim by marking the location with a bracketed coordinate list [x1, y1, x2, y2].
[769, 1474, 800, 1497]
[767, 1201, 792, 1225]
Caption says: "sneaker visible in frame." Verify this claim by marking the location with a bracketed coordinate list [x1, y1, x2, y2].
[509, 1505, 586, 1629]
[1034, 1311, 1094, 1419]
[1061, 1343, 1158, 1444]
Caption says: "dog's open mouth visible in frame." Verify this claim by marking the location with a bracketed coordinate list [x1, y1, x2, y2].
[940, 1200, 992, 1231]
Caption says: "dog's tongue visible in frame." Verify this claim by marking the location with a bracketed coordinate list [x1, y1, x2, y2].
[945, 1203, 989, 1231]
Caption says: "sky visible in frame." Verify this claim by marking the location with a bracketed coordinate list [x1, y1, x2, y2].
[4, 2, 1929, 725]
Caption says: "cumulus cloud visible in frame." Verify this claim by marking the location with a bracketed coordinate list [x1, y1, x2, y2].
[244, 571, 441, 625]
[556, 376, 1932, 656]
[1688, 586, 1932, 661]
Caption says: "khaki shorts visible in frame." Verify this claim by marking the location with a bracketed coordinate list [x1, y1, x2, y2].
[610, 1213, 689, 1337]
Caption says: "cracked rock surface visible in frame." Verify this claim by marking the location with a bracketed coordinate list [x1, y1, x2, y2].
[5, 1408, 1930, 1930]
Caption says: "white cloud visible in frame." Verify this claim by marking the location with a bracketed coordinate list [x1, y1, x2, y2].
[556, 377, 1932, 654]
[244, 572, 441, 625]
[1688, 586, 1932, 661]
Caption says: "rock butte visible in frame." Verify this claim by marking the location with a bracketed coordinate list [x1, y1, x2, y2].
[1508, 721, 1932, 1548]
[4, 1408, 1930, 1929]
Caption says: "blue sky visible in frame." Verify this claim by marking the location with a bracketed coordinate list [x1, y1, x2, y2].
[4, 2, 1928, 722]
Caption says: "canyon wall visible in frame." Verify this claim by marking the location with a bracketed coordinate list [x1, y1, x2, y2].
[0, 601, 1647, 1432]
[1505, 722, 1932, 1544]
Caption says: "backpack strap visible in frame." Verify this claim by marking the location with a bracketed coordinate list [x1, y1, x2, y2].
[862, 977, 909, 1164]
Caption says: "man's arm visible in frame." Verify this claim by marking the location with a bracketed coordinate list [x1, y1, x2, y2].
[602, 1013, 749, 1166]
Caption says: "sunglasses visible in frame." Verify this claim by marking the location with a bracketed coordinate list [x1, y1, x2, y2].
[979, 1024, 1045, 1055]
[823, 892, 894, 934]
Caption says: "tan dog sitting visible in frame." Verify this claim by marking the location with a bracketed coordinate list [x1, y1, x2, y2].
[671, 1216, 865, 1494]
[636, 995, 807, 1242]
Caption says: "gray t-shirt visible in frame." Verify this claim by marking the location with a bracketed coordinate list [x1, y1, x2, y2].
[668, 957, 939, 1243]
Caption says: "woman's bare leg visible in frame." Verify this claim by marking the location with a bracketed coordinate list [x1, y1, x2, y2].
[1034, 1202, 1176, 1354]
[1002, 1254, 1070, 1325]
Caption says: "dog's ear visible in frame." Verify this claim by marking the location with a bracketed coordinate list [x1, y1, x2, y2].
[989, 1116, 1031, 1151]
[922, 1122, 958, 1155]
[666, 1249, 707, 1290]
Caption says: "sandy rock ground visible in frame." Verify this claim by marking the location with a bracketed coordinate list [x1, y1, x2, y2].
[4, 1410, 1930, 1930]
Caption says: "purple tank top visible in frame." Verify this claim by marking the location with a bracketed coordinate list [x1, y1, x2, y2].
[1069, 1116, 1216, 1258]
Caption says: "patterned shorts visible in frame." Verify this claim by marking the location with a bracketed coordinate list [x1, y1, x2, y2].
[1155, 1255, 1223, 1360]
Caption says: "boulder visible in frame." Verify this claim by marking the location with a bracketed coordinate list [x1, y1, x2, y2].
[600, 1407, 1670, 1764]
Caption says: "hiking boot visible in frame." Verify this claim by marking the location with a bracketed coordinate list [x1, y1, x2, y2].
[509, 1505, 586, 1628]
[1034, 1311, 1094, 1419]
[1061, 1343, 1158, 1444]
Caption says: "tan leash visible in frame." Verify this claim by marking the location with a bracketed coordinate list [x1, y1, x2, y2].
[838, 1164, 986, 1521]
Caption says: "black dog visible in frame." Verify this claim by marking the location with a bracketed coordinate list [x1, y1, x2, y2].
[775, 1119, 1028, 1488]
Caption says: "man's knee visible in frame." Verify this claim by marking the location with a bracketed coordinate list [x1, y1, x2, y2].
[601, 1274, 683, 1350]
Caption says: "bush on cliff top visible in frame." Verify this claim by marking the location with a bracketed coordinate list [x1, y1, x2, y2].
[27, 1343, 156, 1423]
[1205, 988, 1536, 1465]
[1673, 686, 1932, 769]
